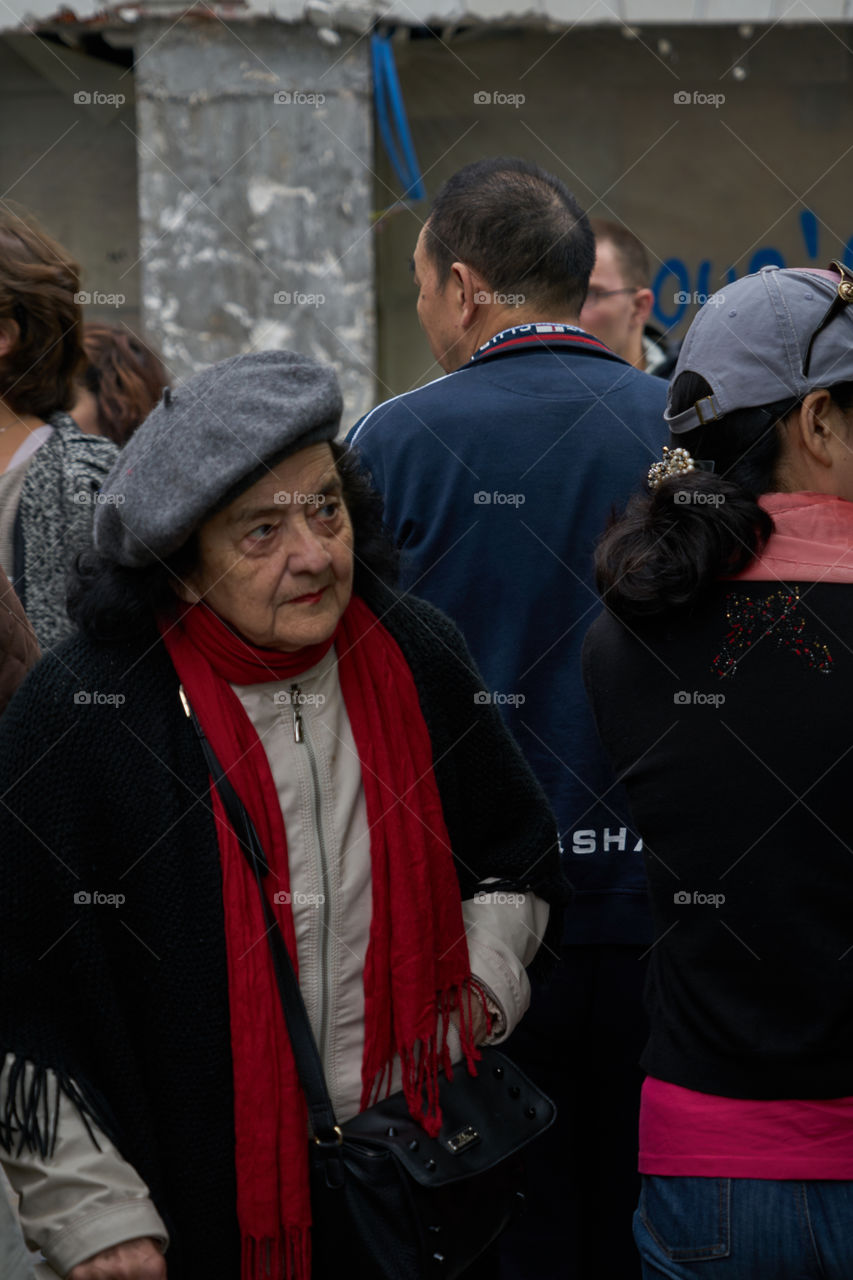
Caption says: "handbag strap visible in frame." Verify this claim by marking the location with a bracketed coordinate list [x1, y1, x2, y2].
[181, 687, 343, 1145]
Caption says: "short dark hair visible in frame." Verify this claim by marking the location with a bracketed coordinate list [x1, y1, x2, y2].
[0, 209, 85, 418]
[79, 323, 170, 447]
[589, 218, 651, 290]
[423, 157, 594, 313]
[68, 443, 399, 641]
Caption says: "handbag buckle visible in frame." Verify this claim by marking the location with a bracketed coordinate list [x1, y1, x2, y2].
[313, 1125, 344, 1147]
[444, 1124, 480, 1155]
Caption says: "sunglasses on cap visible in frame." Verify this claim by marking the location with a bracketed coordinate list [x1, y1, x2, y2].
[802, 260, 853, 377]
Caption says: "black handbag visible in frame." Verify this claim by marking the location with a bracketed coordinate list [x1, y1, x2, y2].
[186, 694, 556, 1279]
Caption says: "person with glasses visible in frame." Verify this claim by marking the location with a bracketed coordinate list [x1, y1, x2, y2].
[581, 219, 678, 377]
[583, 263, 853, 1279]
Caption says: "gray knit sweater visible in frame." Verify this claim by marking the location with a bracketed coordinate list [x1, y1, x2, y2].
[14, 412, 118, 652]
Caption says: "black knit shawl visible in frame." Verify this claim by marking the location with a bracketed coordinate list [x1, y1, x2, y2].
[0, 583, 563, 1279]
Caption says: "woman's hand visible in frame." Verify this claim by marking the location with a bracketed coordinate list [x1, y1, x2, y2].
[448, 987, 492, 1047]
[467, 997, 491, 1045]
[67, 1237, 166, 1280]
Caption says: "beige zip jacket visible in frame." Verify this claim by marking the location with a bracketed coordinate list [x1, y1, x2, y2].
[3, 648, 549, 1275]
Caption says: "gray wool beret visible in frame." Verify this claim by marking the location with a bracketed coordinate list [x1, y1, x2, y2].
[94, 350, 343, 567]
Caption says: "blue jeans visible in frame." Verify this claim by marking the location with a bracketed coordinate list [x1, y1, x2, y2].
[635, 1175, 853, 1278]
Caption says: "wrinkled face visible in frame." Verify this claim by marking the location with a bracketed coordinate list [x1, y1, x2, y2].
[579, 238, 639, 360]
[412, 223, 462, 372]
[178, 443, 354, 651]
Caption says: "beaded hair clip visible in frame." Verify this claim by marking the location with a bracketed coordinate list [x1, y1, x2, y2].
[647, 445, 696, 491]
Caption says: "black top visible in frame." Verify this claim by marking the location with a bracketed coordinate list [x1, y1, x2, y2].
[583, 580, 853, 1099]
[0, 582, 563, 1280]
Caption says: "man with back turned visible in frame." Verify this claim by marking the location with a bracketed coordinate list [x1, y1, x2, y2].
[349, 156, 667, 1278]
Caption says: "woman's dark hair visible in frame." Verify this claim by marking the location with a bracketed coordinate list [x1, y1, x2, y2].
[0, 209, 85, 418]
[595, 372, 853, 623]
[68, 441, 399, 641]
[79, 324, 170, 446]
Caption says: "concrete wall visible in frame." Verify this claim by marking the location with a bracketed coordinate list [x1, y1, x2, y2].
[0, 24, 375, 423]
[5, 0, 853, 29]
[363, 0, 853, 23]
[132, 20, 375, 421]
[5, 18, 851, 419]
[375, 21, 853, 396]
[0, 35, 140, 330]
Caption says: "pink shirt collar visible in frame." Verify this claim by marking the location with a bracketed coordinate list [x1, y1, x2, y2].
[732, 491, 853, 583]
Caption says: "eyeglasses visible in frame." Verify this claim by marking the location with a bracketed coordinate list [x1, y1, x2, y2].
[584, 286, 640, 305]
[802, 260, 853, 377]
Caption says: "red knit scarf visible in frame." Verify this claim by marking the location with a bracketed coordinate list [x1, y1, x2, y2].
[159, 596, 480, 1280]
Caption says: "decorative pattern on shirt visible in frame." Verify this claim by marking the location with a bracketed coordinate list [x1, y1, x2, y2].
[712, 587, 834, 679]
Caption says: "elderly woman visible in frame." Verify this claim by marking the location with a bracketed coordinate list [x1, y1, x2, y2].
[0, 351, 562, 1280]
[584, 265, 853, 1279]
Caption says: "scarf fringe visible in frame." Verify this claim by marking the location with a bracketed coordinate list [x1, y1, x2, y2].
[243, 1228, 311, 1280]
[0, 1053, 108, 1159]
[384, 980, 491, 1139]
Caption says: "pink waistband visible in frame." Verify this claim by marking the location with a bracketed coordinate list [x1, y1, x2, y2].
[640, 1076, 853, 1179]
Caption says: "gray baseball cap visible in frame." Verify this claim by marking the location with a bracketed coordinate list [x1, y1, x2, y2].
[94, 349, 343, 567]
[665, 264, 853, 435]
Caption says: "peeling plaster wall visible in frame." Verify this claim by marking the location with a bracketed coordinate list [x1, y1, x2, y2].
[376, 22, 853, 394]
[5, 0, 853, 28]
[0, 36, 140, 331]
[133, 20, 374, 423]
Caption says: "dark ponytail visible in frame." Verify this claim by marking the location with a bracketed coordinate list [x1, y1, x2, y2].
[595, 372, 797, 622]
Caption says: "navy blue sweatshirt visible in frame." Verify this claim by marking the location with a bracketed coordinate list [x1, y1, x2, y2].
[349, 327, 668, 944]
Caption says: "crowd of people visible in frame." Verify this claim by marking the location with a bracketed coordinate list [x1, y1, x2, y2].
[1, 155, 852, 1280]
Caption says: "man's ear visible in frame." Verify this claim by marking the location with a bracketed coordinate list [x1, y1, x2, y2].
[632, 288, 654, 329]
[453, 262, 484, 328]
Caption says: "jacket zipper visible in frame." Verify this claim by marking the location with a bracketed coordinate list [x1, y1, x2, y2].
[291, 682, 332, 1066]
